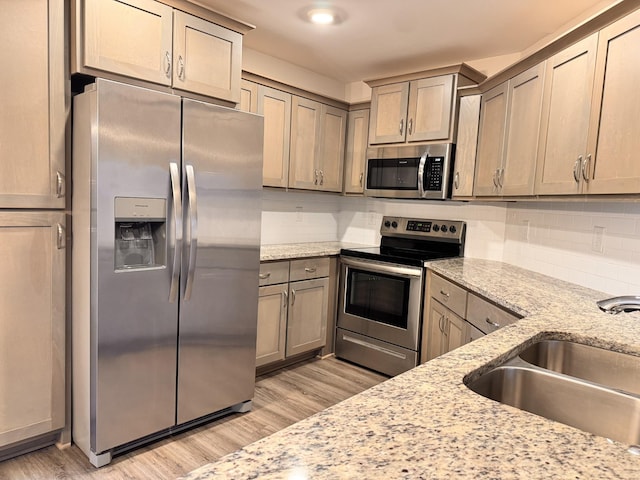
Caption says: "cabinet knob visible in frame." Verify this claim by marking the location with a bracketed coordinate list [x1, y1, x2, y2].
[485, 317, 500, 328]
[440, 290, 450, 299]
[453, 172, 460, 190]
[304, 267, 317, 273]
[259, 272, 271, 280]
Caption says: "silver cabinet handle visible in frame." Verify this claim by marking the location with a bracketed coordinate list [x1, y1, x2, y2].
[438, 314, 446, 333]
[282, 290, 288, 308]
[573, 156, 582, 183]
[56, 224, 65, 249]
[169, 162, 183, 303]
[359, 172, 363, 186]
[486, 317, 500, 328]
[408, 118, 413, 136]
[304, 267, 316, 273]
[319, 170, 324, 185]
[290, 289, 296, 306]
[259, 272, 271, 280]
[56, 171, 65, 198]
[164, 51, 171, 78]
[498, 168, 504, 189]
[178, 55, 185, 81]
[183, 164, 198, 301]
[493, 169, 499, 188]
[453, 171, 460, 190]
[582, 154, 591, 182]
[443, 317, 449, 337]
[314, 169, 319, 185]
[440, 290, 450, 298]
[399, 118, 404, 136]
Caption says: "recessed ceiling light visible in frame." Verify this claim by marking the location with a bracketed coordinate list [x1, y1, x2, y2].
[308, 9, 335, 25]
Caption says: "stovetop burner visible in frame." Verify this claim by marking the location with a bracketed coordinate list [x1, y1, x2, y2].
[341, 216, 466, 266]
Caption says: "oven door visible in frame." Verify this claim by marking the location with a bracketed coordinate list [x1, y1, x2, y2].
[337, 256, 424, 350]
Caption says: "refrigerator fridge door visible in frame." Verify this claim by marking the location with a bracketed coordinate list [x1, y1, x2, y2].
[90, 79, 182, 453]
[177, 99, 263, 424]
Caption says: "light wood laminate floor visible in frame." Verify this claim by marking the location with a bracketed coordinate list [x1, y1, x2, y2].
[0, 357, 386, 480]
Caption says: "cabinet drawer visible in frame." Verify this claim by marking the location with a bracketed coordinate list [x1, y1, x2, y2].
[466, 293, 519, 334]
[259, 261, 289, 286]
[289, 257, 330, 281]
[429, 273, 467, 318]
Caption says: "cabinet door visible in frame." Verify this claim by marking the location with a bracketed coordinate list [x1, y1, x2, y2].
[425, 299, 448, 361]
[535, 34, 598, 195]
[406, 75, 454, 142]
[369, 83, 409, 144]
[501, 63, 545, 196]
[453, 95, 481, 198]
[256, 284, 288, 367]
[344, 109, 370, 194]
[586, 9, 640, 194]
[286, 278, 328, 357]
[0, 212, 65, 448]
[173, 10, 242, 103]
[239, 79, 258, 113]
[445, 312, 468, 353]
[259, 86, 292, 188]
[474, 82, 508, 196]
[289, 96, 322, 189]
[0, 0, 65, 209]
[80, 0, 173, 86]
[317, 105, 347, 192]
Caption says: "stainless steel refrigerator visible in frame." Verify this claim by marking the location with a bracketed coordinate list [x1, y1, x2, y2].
[72, 79, 263, 467]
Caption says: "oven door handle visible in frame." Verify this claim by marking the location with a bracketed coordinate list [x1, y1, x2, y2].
[341, 257, 423, 278]
[417, 151, 427, 198]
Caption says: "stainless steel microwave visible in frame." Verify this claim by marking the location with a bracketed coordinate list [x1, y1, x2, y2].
[365, 144, 454, 200]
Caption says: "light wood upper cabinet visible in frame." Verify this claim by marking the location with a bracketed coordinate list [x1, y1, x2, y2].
[369, 75, 454, 145]
[474, 83, 508, 196]
[535, 34, 598, 195]
[0, 212, 66, 448]
[474, 64, 544, 196]
[172, 10, 242, 103]
[240, 79, 258, 113]
[0, 0, 65, 209]
[73, 0, 243, 102]
[259, 86, 292, 188]
[289, 96, 346, 192]
[452, 95, 481, 198]
[344, 109, 370, 194]
[586, 9, 640, 194]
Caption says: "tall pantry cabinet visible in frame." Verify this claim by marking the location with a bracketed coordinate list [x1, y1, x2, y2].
[0, 0, 68, 455]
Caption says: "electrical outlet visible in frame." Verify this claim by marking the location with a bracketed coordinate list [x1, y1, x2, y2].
[295, 206, 303, 222]
[592, 226, 605, 253]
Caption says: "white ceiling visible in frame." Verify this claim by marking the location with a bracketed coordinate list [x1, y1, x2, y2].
[195, 0, 620, 83]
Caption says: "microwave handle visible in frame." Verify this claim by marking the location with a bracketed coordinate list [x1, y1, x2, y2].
[417, 152, 427, 198]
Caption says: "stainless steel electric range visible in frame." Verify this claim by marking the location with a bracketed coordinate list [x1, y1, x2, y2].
[336, 216, 466, 376]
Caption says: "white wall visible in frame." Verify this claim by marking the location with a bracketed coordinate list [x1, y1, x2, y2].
[503, 201, 640, 295]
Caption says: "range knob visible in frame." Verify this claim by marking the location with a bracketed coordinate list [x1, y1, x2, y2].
[441, 224, 448, 233]
[384, 220, 391, 228]
[433, 224, 440, 232]
[391, 221, 398, 228]
[449, 225, 457, 234]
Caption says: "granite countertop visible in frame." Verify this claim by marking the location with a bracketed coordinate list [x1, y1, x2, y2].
[260, 241, 374, 261]
[182, 258, 640, 479]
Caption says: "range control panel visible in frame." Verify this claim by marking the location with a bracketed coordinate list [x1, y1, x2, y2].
[380, 216, 465, 241]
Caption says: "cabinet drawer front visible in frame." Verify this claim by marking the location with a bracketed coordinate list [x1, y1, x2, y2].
[466, 293, 518, 334]
[289, 257, 330, 281]
[259, 261, 289, 286]
[429, 273, 467, 318]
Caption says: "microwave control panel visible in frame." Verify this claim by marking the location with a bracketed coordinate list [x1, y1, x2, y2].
[424, 157, 444, 191]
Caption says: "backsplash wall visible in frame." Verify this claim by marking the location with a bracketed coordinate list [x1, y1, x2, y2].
[503, 201, 640, 295]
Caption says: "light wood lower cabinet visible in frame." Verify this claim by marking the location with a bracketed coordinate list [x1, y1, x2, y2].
[256, 258, 330, 368]
[426, 299, 467, 360]
[0, 212, 66, 448]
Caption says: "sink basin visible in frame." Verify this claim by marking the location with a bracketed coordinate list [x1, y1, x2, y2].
[519, 340, 640, 396]
[466, 339, 640, 445]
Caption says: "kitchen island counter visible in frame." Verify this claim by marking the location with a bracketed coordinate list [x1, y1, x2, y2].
[181, 258, 640, 479]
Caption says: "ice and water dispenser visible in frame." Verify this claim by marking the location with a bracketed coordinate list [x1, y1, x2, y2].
[114, 197, 166, 270]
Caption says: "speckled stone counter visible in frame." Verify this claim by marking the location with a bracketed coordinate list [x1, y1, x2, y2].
[260, 241, 373, 261]
[182, 258, 640, 479]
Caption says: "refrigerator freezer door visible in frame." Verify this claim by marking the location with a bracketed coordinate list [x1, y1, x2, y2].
[177, 99, 263, 424]
[91, 80, 182, 453]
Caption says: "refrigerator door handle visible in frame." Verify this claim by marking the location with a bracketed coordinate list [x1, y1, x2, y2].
[169, 162, 183, 303]
[183, 164, 198, 301]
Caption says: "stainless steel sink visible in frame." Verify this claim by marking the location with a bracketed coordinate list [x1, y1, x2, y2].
[520, 340, 640, 396]
[466, 341, 640, 445]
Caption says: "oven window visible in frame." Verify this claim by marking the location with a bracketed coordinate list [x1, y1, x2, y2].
[345, 268, 410, 328]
